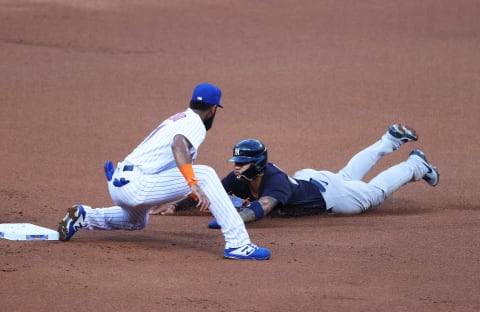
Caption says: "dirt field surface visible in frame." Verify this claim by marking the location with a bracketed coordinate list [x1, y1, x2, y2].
[1, 1, 479, 311]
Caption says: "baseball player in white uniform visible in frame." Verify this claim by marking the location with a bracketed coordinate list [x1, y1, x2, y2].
[57, 83, 271, 260]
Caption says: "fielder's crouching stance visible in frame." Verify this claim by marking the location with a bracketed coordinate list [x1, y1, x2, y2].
[57, 83, 270, 261]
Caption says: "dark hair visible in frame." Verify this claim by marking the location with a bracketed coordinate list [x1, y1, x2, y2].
[189, 100, 213, 111]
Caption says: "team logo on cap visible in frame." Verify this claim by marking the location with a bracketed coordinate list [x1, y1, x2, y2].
[196, 96, 203, 101]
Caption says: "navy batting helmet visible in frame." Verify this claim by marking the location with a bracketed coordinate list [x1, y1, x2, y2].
[229, 139, 268, 181]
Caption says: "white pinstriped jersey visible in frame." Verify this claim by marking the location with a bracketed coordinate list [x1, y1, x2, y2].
[80, 107, 252, 248]
[124, 108, 206, 174]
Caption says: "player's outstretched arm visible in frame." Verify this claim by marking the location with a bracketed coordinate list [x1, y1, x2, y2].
[239, 196, 278, 223]
[171, 134, 211, 211]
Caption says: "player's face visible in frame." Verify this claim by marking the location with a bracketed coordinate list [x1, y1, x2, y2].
[233, 162, 252, 176]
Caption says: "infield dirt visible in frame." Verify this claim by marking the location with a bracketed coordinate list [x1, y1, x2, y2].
[1, 1, 479, 311]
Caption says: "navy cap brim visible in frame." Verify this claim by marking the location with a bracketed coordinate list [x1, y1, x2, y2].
[228, 156, 252, 163]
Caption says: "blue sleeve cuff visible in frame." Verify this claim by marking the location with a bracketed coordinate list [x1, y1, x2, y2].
[247, 200, 264, 220]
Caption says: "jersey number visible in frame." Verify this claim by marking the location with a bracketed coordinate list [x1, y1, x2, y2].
[142, 113, 187, 144]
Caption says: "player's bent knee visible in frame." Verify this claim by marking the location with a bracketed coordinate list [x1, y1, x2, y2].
[193, 165, 217, 178]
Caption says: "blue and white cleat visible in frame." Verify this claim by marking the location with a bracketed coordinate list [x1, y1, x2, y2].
[57, 205, 86, 241]
[388, 124, 418, 143]
[224, 243, 271, 260]
[409, 149, 439, 186]
[208, 219, 221, 229]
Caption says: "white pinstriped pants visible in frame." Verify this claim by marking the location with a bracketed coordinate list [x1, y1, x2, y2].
[82, 164, 250, 248]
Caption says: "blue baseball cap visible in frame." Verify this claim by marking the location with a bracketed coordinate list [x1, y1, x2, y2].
[191, 83, 223, 108]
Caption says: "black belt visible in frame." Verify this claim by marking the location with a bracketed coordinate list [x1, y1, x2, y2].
[309, 178, 326, 192]
[123, 165, 134, 171]
[309, 178, 329, 213]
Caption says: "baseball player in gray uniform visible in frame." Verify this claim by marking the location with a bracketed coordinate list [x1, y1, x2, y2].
[57, 83, 271, 260]
[162, 124, 439, 227]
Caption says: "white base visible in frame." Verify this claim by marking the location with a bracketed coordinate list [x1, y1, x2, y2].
[0, 223, 59, 241]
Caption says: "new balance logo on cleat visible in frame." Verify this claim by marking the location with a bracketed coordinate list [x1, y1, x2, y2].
[240, 245, 255, 256]
[73, 224, 84, 231]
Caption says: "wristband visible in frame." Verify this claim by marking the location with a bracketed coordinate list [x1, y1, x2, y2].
[186, 178, 198, 187]
[247, 200, 264, 221]
[179, 164, 198, 187]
